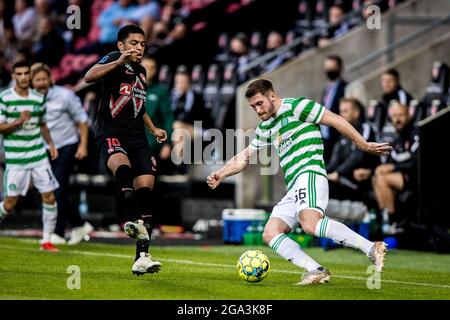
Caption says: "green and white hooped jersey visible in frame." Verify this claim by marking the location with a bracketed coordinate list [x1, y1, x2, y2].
[0, 87, 48, 169]
[249, 97, 326, 190]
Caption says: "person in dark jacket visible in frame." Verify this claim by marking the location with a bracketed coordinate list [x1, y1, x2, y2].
[375, 69, 413, 135]
[372, 102, 419, 234]
[171, 68, 212, 160]
[320, 55, 347, 163]
[327, 98, 379, 202]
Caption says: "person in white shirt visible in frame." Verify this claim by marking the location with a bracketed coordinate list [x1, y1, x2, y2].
[31, 62, 93, 245]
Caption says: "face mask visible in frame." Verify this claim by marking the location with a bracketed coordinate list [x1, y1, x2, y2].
[326, 70, 340, 81]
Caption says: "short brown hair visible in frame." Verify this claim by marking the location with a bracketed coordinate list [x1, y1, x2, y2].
[245, 78, 274, 99]
[339, 97, 364, 113]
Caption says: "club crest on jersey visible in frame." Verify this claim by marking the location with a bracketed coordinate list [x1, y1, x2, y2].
[139, 73, 146, 82]
[281, 117, 289, 127]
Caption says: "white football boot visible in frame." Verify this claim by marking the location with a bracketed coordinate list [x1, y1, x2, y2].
[294, 267, 331, 286]
[68, 222, 94, 245]
[50, 233, 67, 245]
[368, 241, 388, 272]
[132, 252, 162, 276]
[124, 219, 149, 241]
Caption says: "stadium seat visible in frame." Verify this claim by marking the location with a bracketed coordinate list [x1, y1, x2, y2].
[191, 64, 205, 94]
[295, 0, 313, 33]
[216, 63, 238, 130]
[249, 31, 265, 60]
[418, 61, 449, 119]
[158, 65, 173, 89]
[214, 32, 230, 65]
[312, 0, 328, 29]
[202, 64, 222, 120]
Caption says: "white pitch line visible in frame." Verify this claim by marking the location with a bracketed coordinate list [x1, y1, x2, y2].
[1, 244, 450, 289]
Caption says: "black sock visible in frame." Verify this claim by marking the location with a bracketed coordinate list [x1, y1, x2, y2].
[115, 165, 139, 221]
[134, 187, 155, 260]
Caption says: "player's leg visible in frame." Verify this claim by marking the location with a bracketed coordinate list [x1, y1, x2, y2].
[40, 191, 58, 251]
[32, 164, 60, 251]
[127, 145, 161, 275]
[372, 172, 404, 232]
[263, 216, 323, 272]
[0, 168, 29, 221]
[0, 196, 20, 222]
[133, 174, 155, 260]
[107, 152, 140, 222]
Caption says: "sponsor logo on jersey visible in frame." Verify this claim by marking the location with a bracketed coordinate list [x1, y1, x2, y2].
[125, 70, 134, 75]
[279, 137, 293, 152]
[119, 83, 132, 96]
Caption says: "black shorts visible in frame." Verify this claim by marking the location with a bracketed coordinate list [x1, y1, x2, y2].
[97, 135, 157, 177]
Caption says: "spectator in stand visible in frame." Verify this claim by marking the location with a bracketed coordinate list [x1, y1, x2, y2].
[327, 98, 379, 203]
[146, 21, 169, 55]
[128, 0, 160, 24]
[171, 68, 211, 159]
[0, 53, 11, 90]
[34, 0, 60, 25]
[229, 33, 253, 84]
[33, 16, 66, 66]
[97, 0, 136, 46]
[31, 62, 93, 245]
[318, 5, 351, 48]
[12, 0, 38, 46]
[381, 69, 413, 107]
[141, 56, 174, 173]
[320, 55, 347, 163]
[375, 69, 413, 137]
[261, 31, 292, 74]
[372, 102, 419, 235]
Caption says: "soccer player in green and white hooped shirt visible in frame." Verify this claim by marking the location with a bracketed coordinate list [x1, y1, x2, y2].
[207, 79, 393, 285]
[0, 60, 60, 252]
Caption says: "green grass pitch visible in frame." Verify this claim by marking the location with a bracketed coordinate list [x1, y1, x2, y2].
[1, 236, 449, 300]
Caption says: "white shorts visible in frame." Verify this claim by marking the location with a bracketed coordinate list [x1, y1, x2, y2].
[3, 163, 59, 197]
[271, 171, 329, 230]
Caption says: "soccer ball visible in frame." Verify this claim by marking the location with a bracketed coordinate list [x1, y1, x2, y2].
[236, 250, 270, 283]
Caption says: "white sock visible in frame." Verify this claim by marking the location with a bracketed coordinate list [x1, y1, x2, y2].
[42, 203, 57, 243]
[315, 217, 374, 255]
[269, 233, 321, 271]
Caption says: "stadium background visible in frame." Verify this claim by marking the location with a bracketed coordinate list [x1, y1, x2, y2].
[0, 0, 450, 300]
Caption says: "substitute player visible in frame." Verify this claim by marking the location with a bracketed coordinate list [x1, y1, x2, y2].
[84, 25, 167, 276]
[0, 60, 60, 252]
[207, 79, 392, 285]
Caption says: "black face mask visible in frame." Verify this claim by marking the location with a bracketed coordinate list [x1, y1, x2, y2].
[326, 70, 340, 81]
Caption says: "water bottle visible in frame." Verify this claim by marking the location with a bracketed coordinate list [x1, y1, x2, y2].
[79, 189, 88, 218]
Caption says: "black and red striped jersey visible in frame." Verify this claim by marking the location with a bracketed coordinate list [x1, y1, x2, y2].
[94, 51, 147, 138]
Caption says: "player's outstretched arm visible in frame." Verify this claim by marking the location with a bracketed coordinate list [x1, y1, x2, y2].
[84, 49, 140, 83]
[207, 146, 255, 189]
[319, 108, 392, 156]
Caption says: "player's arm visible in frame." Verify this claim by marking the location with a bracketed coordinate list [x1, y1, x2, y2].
[207, 146, 256, 189]
[143, 113, 167, 143]
[84, 49, 140, 83]
[40, 122, 58, 160]
[319, 108, 392, 156]
[0, 111, 31, 134]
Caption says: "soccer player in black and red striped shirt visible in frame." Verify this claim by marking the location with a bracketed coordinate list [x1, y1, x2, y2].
[85, 25, 167, 276]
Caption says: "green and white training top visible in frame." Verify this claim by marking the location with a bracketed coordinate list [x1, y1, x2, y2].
[249, 97, 326, 190]
[0, 87, 48, 169]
